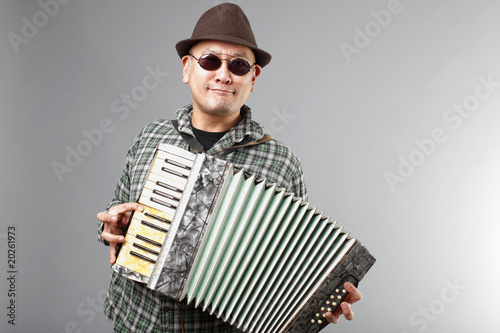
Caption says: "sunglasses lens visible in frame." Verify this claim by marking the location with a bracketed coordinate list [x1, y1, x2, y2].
[199, 54, 222, 71]
[228, 59, 251, 75]
[197, 54, 252, 75]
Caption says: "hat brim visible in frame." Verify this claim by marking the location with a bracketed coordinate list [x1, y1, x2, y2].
[176, 35, 272, 68]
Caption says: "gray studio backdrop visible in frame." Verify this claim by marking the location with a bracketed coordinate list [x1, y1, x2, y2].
[1, 0, 499, 332]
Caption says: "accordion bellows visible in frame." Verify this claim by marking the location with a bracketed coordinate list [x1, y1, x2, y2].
[112, 144, 376, 333]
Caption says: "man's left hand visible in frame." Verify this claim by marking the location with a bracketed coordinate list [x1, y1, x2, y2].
[325, 282, 362, 324]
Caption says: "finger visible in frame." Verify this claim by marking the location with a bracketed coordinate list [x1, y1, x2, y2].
[341, 302, 354, 321]
[101, 231, 125, 244]
[97, 211, 118, 224]
[108, 203, 144, 216]
[325, 311, 340, 324]
[344, 282, 363, 303]
[109, 242, 118, 264]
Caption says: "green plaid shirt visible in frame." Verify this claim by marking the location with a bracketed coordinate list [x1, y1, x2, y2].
[98, 104, 307, 332]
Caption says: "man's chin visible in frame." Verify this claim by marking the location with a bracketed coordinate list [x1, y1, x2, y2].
[204, 101, 240, 116]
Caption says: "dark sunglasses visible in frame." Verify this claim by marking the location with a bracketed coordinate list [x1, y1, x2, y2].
[189, 53, 255, 76]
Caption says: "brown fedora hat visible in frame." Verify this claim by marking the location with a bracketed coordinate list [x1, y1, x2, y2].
[175, 3, 272, 67]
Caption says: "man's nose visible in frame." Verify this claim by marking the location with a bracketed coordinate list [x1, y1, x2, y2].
[214, 59, 232, 84]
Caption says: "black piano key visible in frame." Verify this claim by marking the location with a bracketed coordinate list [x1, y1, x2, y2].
[150, 197, 176, 210]
[152, 189, 180, 204]
[130, 251, 157, 264]
[144, 212, 171, 224]
[136, 234, 163, 248]
[132, 242, 160, 256]
[161, 166, 188, 179]
[141, 219, 169, 233]
[164, 158, 192, 171]
[156, 180, 183, 196]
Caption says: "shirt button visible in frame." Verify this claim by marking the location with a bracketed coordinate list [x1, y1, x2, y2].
[163, 306, 171, 312]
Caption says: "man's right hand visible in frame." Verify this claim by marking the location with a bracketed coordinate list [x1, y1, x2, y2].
[97, 203, 144, 264]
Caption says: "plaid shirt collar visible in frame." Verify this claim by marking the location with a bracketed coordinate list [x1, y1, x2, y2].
[175, 104, 267, 153]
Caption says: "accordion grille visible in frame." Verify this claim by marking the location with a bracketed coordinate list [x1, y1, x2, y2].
[182, 170, 354, 333]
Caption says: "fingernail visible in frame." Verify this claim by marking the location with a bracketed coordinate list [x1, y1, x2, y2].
[111, 216, 117, 222]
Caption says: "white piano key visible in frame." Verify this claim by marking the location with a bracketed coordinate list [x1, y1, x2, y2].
[127, 216, 169, 242]
[139, 215, 170, 233]
[139, 191, 177, 216]
[129, 244, 159, 263]
[143, 179, 183, 202]
[135, 233, 163, 249]
[150, 162, 188, 188]
[147, 172, 185, 191]
[155, 157, 191, 178]
[157, 144, 196, 162]
[131, 237, 160, 256]
[156, 150, 193, 175]
[141, 187, 180, 209]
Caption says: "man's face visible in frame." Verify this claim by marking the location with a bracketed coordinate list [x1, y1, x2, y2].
[182, 40, 261, 120]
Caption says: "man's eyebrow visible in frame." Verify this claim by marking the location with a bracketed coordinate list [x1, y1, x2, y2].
[201, 49, 252, 60]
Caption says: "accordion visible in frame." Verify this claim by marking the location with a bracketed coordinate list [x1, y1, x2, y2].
[112, 143, 376, 333]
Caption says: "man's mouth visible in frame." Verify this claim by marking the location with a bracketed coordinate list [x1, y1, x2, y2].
[208, 86, 234, 95]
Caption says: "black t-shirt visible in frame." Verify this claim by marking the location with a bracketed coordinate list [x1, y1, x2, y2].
[191, 126, 228, 152]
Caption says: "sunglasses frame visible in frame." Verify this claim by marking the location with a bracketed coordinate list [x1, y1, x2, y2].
[189, 53, 255, 76]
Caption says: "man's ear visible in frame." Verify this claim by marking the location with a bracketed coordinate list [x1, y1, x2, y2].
[251, 64, 262, 92]
[181, 55, 191, 84]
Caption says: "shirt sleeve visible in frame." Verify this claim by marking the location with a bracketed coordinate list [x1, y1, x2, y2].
[285, 155, 309, 202]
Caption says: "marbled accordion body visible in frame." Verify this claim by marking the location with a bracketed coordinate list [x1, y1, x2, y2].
[112, 143, 376, 333]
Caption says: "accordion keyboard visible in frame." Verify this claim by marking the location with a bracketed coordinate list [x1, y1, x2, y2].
[115, 148, 195, 280]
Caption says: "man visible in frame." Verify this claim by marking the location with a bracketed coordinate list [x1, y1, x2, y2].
[97, 3, 362, 332]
